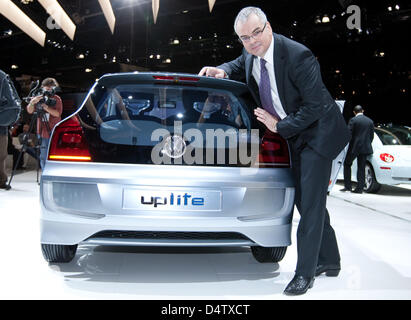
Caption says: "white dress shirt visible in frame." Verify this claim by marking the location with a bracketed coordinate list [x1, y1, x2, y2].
[252, 35, 287, 120]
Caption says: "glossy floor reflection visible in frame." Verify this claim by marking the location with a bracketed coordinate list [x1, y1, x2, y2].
[1, 170, 411, 299]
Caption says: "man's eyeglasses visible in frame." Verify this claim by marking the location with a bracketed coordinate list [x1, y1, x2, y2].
[238, 23, 267, 43]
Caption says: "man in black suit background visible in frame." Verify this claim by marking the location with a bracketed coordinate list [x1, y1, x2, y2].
[341, 105, 374, 193]
[199, 6, 350, 295]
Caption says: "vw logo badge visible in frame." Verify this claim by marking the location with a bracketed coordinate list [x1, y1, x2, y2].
[162, 135, 186, 158]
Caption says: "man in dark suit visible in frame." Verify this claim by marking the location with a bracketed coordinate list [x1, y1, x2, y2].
[341, 105, 374, 193]
[199, 7, 350, 295]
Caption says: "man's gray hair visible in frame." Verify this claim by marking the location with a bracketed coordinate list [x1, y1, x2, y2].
[234, 7, 267, 34]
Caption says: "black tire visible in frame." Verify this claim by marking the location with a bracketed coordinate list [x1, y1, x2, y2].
[364, 163, 381, 193]
[251, 246, 287, 263]
[41, 244, 78, 263]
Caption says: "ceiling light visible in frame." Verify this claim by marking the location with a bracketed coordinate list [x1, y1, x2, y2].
[0, 0, 46, 46]
[98, 0, 115, 34]
[208, 0, 216, 12]
[77, 53, 85, 59]
[173, 39, 179, 44]
[322, 15, 330, 23]
[156, 54, 161, 59]
[395, 5, 400, 10]
[38, 0, 76, 40]
[85, 68, 92, 73]
[149, 54, 154, 59]
[388, 6, 392, 11]
[11, 64, 18, 69]
[165, 58, 171, 63]
[152, 0, 159, 24]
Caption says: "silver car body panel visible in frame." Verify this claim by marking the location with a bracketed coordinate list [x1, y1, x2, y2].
[40, 162, 295, 247]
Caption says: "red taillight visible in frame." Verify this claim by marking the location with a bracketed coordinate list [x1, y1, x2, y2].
[152, 75, 200, 82]
[380, 153, 394, 163]
[259, 131, 290, 168]
[48, 115, 92, 162]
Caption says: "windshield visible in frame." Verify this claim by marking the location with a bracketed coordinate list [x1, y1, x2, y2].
[375, 126, 411, 145]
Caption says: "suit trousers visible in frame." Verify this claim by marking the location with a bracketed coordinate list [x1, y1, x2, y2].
[344, 153, 367, 190]
[290, 142, 341, 277]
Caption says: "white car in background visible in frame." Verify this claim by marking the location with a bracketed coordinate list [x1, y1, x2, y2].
[328, 101, 348, 192]
[338, 124, 411, 193]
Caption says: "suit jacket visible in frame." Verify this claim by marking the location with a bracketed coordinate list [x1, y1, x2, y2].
[218, 33, 351, 160]
[347, 114, 374, 156]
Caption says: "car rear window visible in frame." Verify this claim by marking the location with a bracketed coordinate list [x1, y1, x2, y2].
[85, 84, 252, 145]
[376, 127, 411, 145]
[75, 81, 265, 166]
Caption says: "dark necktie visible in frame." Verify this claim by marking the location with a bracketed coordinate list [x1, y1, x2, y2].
[259, 58, 280, 120]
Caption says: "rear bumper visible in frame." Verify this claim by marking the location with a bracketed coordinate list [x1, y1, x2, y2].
[40, 162, 295, 247]
[40, 218, 292, 247]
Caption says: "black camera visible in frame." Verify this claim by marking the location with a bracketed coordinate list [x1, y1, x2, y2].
[38, 88, 57, 107]
[23, 80, 57, 111]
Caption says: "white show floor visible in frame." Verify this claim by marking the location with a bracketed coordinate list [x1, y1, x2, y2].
[1, 170, 411, 300]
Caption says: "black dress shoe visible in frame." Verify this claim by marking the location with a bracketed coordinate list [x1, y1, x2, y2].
[352, 189, 363, 194]
[315, 264, 341, 277]
[0, 183, 11, 190]
[283, 275, 314, 296]
[339, 187, 352, 192]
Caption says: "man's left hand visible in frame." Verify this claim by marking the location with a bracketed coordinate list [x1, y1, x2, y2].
[254, 107, 279, 133]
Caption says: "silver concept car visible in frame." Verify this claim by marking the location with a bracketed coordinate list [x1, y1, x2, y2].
[40, 73, 295, 263]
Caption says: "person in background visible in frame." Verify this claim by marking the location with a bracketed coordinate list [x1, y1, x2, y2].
[341, 105, 374, 194]
[18, 123, 39, 168]
[26, 78, 62, 169]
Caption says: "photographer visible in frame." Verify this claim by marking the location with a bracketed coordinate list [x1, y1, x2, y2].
[27, 78, 62, 169]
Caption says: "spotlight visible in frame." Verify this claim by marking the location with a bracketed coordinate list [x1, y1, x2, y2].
[322, 15, 330, 23]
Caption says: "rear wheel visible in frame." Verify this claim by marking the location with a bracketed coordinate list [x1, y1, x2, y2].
[41, 244, 78, 263]
[251, 246, 287, 263]
[364, 163, 381, 193]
